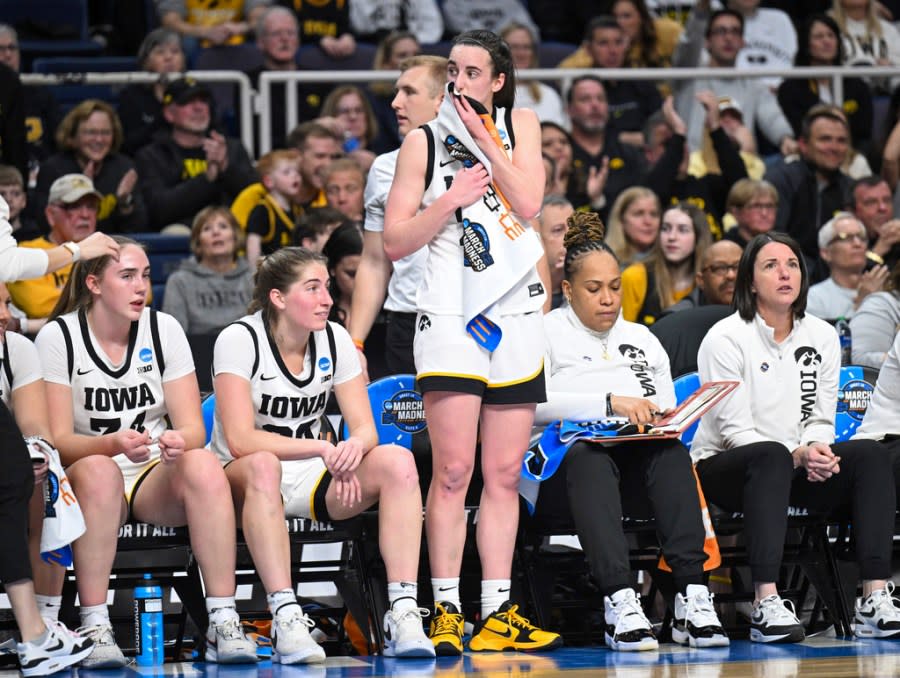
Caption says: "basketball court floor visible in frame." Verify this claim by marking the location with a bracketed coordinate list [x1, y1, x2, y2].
[5, 636, 900, 678]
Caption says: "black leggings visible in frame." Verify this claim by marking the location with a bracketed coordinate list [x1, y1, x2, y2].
[532, 438, 708, 596]
[695, 439, 894, 583]
[0, 399, 34, 583]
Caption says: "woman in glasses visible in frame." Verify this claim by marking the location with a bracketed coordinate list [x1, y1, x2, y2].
[723, 179, 778, 251]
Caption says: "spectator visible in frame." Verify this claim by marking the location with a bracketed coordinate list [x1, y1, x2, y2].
[729, 0, 797, 90]
[534, 195, 575, 310]
[35, 101, 146, 234]
[621, 201, 711, 325]
[686, 96, 765, 180]
[765, 104, 853, 274]
[440, 0, 540, 39]
[347, 55, 447, 377]
[672, 3, 796, 155]
[575, 17, 663, 148]
[605, 186, 661, 266]
[613, 0, 683, 68]
[500, 23, 567, 128]
[136, 77, 257, 229]
[324, 158, 365, 223]
[723, 178, 778, 249]
[282, 0, 357, 59]
[565, 76, 647, 217]
[7, 175, 102, 335]
[831, 0, 900, 93]
[0, 165, 39, 242]
[527, 0, 604, 44]
[118, 28, 187, 157]
[323, 222, 362, 327]
[645, 94, 748, 240]
[287, 121, 344, 210]
[243, 149, 303, 266]
[850, 176, 900, 271]
[651, 239, 742, 376]
[156, 0, 271, 64]
[807, 212, 889, 319]
[366, 32, 423, 154]
[541, 122, 575, 198]
[350, 0, 443, 45]
[777, 15, 873, 158]
[850, 260, 900, 367]
[250, 7, 324, 152]
[163, 206, 254, 336]
[320, 85, 380, 167]
[0, 25, 56, 188]
[293, 206, 346, 252]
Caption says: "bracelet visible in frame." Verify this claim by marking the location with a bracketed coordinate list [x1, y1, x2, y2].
[119, 193, 134, 209]
[352, 338, 365, 351]
[606, 392, 613, 417]
[19, 317, 28, 334]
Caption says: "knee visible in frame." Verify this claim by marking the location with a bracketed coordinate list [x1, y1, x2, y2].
[241, 451, 283, 495]
[482, 456, 523, 494]
[748, 442, 794, 477]
[431, 456, 474, 496]
[179, 449, 230, 494]
[68, 456, 123, 504]
[369, 445, 419, 491]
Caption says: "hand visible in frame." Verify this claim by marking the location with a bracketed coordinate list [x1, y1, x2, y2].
[610, 395, 663, 425]
[157, 429, 186, 464]
[82, 159, 100, 180]
[586, 157, 609, 202]
[76, 231, 120, 262]
[873, 219, 900, 255]
[27, 443, 49, 484]
[447, 163, 490, 209]
[450, 90, 492, 146]
[662, 95, 687, 136]
[780, 136, 798, 157]
[695, 90, 721, 131]
[204, 23, 233, 45]
[321, 437, 364, 475]
[203, 131, 229, 177]
[116, 428, 153, 463]
[794, 442, 840, 482]
[116, 168, 138, 202]
[332, 472, 362, 508]
[856, 264, 890, 306]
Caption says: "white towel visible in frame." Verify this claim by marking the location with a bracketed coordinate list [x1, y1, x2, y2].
[435, 84, 543, 350]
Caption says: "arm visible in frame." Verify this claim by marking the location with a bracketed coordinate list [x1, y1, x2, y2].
[671, 0, 709, 68]
[10, 380, 53, 440]
[407, 0, 444, 44]
[754, 86, 795, 151]
[136, 145, 223, 225]
[882, 118, 900, 190]
[347, 230, 391, 346]
[161, 371, 206, 451]
[383, 129, 489, 260]
[850, 294, 900, 367]
[333, 373, 379, 452]
[219, 139, 259, 197]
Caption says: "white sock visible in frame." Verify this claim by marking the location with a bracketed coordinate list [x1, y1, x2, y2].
[431, 577, 461, 610]
[388, 582, 418, 612]
[267, 589, 297, 616]
[206, 596, 238, 624]
[79, 604, 110, 629]
[35, 594, 62, 622]
[481, 579, 511, 619]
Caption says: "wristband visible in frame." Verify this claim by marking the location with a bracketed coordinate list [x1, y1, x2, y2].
[606, 392, 613, 417]
[62, 241, 80, 262]
[352, 338, 365, 351]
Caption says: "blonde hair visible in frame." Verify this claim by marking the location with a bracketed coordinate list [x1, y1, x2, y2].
[605, 187, 660, 266]
[190, 206, 244, 261]
[500, 22, 541, 104]
[830, 0, 882, 38]
[55, 99, 123, 153]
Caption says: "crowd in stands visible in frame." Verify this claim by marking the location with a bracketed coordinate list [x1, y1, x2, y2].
[4, 0, 900, 671]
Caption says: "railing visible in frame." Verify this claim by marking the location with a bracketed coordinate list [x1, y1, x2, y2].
[23, 65, 900, 159]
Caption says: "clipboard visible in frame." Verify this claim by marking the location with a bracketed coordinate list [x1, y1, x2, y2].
[566, 381, 739, 443]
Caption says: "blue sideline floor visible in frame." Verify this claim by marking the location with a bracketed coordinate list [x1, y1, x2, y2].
[6, 637, 900, 677]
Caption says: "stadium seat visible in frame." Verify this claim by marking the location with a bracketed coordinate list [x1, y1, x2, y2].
[834, 364, 879, 442]
[31, 55, 138, 111]
[295, 43, 378, 73]
[673, 371, 701, 449]
[339, 373, 426, 449]
[193, 43, 263, 132]
[538, 41, 578, 68]
[0, 0, 103, 59]
[130, 232, 191, 310]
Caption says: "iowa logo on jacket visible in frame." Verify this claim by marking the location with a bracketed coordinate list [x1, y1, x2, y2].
[461, 218, 494, 271]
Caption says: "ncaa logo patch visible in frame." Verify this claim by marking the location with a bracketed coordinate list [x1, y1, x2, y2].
[139, 348, 153, 363]
[318, 357, 331, 372]
[460, 218, 494, 271]
[381, 390, 427, 434]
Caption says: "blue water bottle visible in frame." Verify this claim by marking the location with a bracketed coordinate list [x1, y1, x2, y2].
[134, 574, 164, 666]
[836, 317, 852, 366]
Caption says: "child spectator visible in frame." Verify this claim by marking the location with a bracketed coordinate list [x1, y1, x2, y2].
[0, 165, 39, 242]
[243, 149, 303, 267]
[293, 206, 347, 252]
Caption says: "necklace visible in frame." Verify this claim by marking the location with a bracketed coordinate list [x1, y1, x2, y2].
[567, 305, 615, 359]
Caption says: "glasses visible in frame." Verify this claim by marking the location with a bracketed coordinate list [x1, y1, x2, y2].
[0, 43, 18, 52]
[336, 106, 365, 117]
[79, 128, 114, 138]
[828, 232, 867, 245]
[703, 263, 739, 275]
[709, 26, 742, 37]
[744, 202, 776, 212]
[55, 201, 98, 214]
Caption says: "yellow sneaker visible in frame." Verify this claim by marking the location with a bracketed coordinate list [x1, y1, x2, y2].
[468, 601, 563, 652]
[429, 602, 464, 656]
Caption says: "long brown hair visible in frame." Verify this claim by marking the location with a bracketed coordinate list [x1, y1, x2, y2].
[646, 202, 711, 310]
[50, 235, 142, 319]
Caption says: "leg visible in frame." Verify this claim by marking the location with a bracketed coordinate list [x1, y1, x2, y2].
[224, 452, 292, 593]
[132, 449, 238, 597]
[27, 485, 66, 617]
[423, 391, 481, 579]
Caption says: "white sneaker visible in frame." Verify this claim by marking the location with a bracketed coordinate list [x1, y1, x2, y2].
[750, 595, 805, 643]
[854, 581, 900, 639]
[603, 588, 658, 651]
[271, 603, 326, 664]
[672, 584, 730, 648]
[383, 603, 436, 658]
[18, 621, 93, 677]
[76, 623, 127, 669]
[205, 612, 258, 663]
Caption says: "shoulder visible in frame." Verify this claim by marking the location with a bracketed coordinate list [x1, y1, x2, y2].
[622, 262, 648, 283]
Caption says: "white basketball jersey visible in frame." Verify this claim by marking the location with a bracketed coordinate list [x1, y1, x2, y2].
[0, 332, 42, 406]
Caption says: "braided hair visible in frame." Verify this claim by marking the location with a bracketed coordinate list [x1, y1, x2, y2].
[563, 211, 618, 280]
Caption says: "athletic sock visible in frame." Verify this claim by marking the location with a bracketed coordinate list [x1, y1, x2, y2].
[431, 577, 461, 611]
[388, 581, 418, 612]
[481, 579, 511, 619]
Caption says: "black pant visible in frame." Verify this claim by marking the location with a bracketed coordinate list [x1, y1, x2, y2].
[385, 311, 416, 375]
[696, 439, 894, 583]
[879, 436, 900, 502]
[532, 438, 707, 596]
[0, 400, 34, 583]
